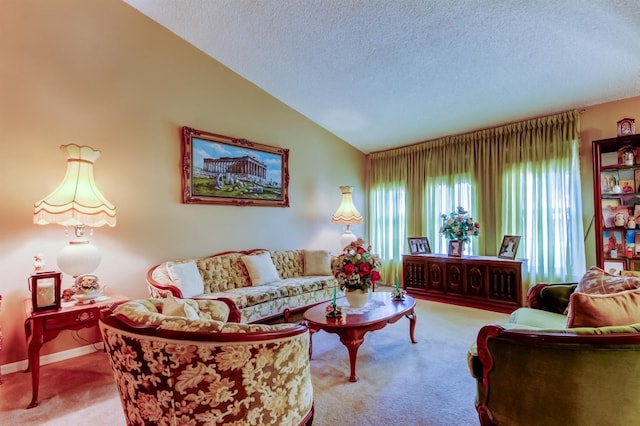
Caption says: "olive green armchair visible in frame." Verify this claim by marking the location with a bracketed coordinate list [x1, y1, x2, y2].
[469, 280, 640, 425]
[471, 323, 640, 425]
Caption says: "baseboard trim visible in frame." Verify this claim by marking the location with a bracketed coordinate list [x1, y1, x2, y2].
[1, 342, 103, 376]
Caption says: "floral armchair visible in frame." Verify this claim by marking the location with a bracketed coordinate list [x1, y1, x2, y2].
[99, 298, 314, 426]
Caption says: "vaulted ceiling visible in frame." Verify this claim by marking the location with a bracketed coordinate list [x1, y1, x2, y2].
[123, 0, 640, 153]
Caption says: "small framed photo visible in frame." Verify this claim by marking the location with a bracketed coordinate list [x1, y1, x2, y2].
[604, 260, 625, 276]
[448, 240, 462, 257]
[408, 237, 431, 254]
[29, 271, 62, 312]
[498, 235, 521, 259]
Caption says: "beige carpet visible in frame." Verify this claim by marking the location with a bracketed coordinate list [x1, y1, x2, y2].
[0, 296, 508, 425]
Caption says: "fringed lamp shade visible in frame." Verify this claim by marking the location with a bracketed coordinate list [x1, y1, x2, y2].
[34, 144, 116, 227]
[331, 186, 363, 249]
[34, 144, 116, 277]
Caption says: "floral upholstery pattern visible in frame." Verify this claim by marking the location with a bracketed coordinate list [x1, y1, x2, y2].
[148, 250, 339, 323]
[270, 250, 304, 279]
[100, 302, 314, 426]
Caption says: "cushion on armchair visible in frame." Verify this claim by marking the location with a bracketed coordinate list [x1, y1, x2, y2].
[567, 288, 640, 327]
[576, 266, 640, 294]
[112, 298, 231, 329]
[163, 294, 199, 320]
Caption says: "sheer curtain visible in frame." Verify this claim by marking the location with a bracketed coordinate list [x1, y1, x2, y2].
[367, 110, 585, 286]
[497, 116, 585, 283]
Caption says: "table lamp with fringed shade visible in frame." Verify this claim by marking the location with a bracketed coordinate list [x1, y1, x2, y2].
[331, 185, 363, 250]
[34, 144, 116, 278]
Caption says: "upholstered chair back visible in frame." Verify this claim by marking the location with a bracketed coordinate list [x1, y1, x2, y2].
[99, 301, 313, 426]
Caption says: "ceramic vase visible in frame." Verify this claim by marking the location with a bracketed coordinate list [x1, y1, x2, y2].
[345, 288, 368, 308]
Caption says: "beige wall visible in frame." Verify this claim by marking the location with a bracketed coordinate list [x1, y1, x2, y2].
[0, 0, 365, 366]
[579, 97, 640, 268]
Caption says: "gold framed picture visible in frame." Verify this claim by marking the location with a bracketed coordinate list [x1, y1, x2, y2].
[181, 126, 290, 207]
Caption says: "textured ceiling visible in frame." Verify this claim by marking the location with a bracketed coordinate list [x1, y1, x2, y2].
[123, 0, 640, 153]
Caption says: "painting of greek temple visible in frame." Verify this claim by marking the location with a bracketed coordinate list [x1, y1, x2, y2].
[181, 126, 290, 207]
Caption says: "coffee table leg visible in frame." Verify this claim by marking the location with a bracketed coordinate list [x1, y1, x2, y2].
[406, 309, 417, 344]
[340, 336, 364, 382]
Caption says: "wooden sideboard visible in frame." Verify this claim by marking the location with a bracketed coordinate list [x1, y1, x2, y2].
[402, 254, 527, 313]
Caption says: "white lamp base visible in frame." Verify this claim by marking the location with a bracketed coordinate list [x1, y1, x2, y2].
[340, 229, 358, 250]
[57, 238, 101, 277]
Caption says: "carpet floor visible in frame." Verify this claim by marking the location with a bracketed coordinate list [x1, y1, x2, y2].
[0, 296, 508, 425]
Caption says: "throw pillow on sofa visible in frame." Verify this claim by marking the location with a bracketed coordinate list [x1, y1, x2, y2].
[241, 251, 280, 285]
[566, 287, 640, 328]
[166, 260, 205, 298]
[576, 266, 640, 295]
[303, 249, 332, 276]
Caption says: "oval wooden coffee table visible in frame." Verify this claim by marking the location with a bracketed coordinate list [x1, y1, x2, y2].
[303, 291, 417, 382]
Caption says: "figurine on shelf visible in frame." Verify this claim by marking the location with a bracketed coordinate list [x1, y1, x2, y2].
[615, 212, 626, 227]
[628, 217, 637, 229]
[624, 150, 636, 166]
[33, 254, 45, 273]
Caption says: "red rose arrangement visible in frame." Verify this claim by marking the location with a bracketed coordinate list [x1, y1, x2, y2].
[334, 239, 381, 291]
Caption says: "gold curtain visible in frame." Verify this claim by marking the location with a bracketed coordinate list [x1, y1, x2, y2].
[367, 110, 584, 284]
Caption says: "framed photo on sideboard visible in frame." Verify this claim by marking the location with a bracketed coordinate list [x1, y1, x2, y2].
[408, 237, 431, 254]
[498, 235, 521, 259]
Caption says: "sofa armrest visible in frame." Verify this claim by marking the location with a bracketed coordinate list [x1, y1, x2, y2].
[527, 282, 577, 314]
[200, 297, 242, 323]
[146, 264, 184, 298]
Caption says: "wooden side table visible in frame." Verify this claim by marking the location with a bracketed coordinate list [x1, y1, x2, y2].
[23, 293, 128, 408]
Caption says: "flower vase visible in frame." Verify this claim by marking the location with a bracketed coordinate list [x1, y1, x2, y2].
[345, 288, 368, 308]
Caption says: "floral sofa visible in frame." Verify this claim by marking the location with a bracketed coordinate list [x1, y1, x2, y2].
[99, 296, 314, 426]
[146, 249, 338, 323]
[468, 266, 640, 425]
